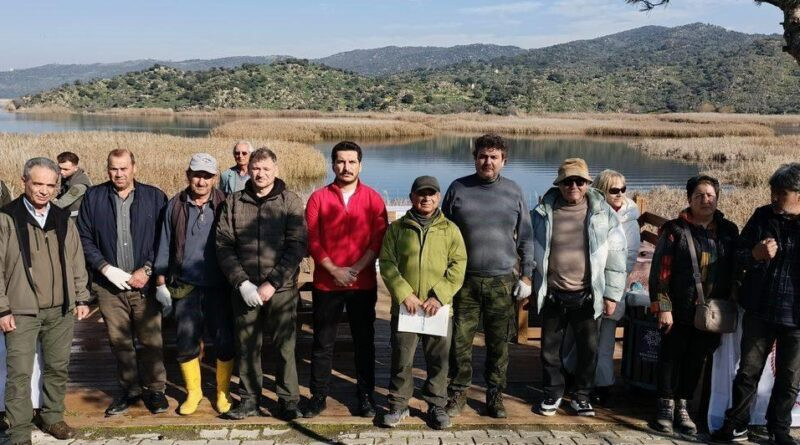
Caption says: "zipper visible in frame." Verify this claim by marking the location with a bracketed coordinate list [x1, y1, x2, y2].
[44, 231, 56, 308]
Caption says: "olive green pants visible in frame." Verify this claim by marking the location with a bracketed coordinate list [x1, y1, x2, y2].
[5, 308, 74, 444]
[448, 273, 515, 392]
[388, 313, 452, 410]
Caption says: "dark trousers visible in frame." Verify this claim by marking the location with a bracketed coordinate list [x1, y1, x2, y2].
[5, 308, 74, 444]
[233, 288, 299, 404]
[540, 297, 598, 402]
[173, 285, 235, 363]
[448, 273, 515, 392]
[95, 283, 166, 396]
[656, 322, 719, 400]
[309, 288, 377, 398]
[388, 313, 452, 410]
[724, 315, 800, 434]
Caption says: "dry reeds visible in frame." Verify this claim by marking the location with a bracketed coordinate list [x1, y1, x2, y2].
[0, 132, 326, 197]
[210, 117, 436, 142]
[634, 186, 770, 229]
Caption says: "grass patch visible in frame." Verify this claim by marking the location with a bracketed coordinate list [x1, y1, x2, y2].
[0, 132, 326, 196]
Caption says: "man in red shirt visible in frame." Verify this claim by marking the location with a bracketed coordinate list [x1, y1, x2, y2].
[303, 141, 388, 419]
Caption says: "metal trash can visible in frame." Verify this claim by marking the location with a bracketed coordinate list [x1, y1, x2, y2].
[621, 302, 661, 391]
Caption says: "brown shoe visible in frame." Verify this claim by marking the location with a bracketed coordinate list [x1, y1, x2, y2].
[40, 421, 76, 440]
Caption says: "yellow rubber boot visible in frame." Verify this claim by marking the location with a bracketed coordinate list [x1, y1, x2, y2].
[178, 358, 203, 415]
[215, 359, 234, 414]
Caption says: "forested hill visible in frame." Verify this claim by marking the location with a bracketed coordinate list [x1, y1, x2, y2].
[19, 23, 800, 114]
[316, 44, 526, 76]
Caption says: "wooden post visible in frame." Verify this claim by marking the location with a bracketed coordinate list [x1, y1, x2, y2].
[516, 300, 529, 344]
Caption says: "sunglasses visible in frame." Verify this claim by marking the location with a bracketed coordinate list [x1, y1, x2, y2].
[560, 178, 589, 187]
[234, 152, 249, 157]
[608, 186, 627, 195]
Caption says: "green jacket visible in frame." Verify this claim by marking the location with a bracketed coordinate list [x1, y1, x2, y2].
[379, 210, 467, 315]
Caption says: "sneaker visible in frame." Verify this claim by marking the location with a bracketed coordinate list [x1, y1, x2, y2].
[303, 394, 327, 418]
[486, 387, 507, 418]
[276, 399, 301, 421]
[445, 389, 467, 417]
[674, 399, 697, 435]
[104, 394, 141, 416]
[652, 398, 674, 434]
[770, 431, 798, 445]
[428, 405, 451, 430]
[358, 394, 376, 418]
[382, 407, 409, 428]
[538, 397, 562, 416]
[710, 422, 749, 443]
[143, 391, 169, 414]
[570, 399, 595, 417]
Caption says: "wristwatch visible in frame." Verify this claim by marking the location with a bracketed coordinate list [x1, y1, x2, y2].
[143, 264, 153, 276]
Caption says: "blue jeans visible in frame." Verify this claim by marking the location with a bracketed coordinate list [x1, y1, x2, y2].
[173, 285, 235, 363]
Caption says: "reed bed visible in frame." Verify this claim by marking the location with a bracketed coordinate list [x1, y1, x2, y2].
[430, 115, 774, 138]
[210, 117, 436, 142]
[0, 132, 326, 196]
[633, 186, 769, 230]
[633, 135, 800, 188]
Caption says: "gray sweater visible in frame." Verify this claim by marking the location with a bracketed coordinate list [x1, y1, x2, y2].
[442, 174, 534, 277]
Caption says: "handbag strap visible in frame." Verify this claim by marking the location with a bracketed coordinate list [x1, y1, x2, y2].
[682, 225, 706, 305]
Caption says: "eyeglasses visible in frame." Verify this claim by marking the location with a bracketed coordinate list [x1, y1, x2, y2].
[234, 152, 249, 157]
[560, 178, 589, 187]
[608, 186, 627, 195]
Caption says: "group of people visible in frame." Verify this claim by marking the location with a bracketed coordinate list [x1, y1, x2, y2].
[0, 133, 798, 445]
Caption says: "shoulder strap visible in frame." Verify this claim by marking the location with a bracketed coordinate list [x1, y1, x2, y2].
[682, 225, 705, 305]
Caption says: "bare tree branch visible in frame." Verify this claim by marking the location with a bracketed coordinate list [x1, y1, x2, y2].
[625, 0, 670, 11]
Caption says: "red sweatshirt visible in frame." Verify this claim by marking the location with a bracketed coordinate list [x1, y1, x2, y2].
[305, 181, 388, 291]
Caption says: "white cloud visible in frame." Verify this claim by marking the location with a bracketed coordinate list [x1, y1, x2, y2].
[459, 1, 542, 15]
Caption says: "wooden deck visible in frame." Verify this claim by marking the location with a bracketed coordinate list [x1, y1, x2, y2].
[63, 263, 655, 428]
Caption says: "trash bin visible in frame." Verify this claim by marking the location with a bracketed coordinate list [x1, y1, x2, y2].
[621, 302, 661, 391]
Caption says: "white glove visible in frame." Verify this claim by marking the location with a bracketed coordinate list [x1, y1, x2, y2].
[103, 266, 132, 290]
[513, 279, 532, 301]
[155, 284, 172, 309]
[239, 280, 263, 307]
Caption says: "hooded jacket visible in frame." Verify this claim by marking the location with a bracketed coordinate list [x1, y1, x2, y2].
[531, 187, 627, 319]
[215, 178, 307, 292]
[379, 209, 467, 316]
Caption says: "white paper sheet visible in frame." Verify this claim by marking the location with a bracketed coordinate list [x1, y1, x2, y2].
[397, 304, 450, 337]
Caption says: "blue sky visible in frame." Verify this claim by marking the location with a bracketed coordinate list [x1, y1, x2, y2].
[0, 0, 783, 70]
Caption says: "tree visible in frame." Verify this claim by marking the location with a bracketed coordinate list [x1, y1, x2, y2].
[627, 1, 800, 65]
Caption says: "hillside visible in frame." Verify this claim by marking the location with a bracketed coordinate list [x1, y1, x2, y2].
[316, 44, 525, 76]
[19, 23, 800, 114]
[0, 56, 283, 98]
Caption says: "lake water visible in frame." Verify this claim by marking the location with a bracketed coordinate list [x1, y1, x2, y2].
[315, 135, 698, 205]
[0, 110, 224, 137]
[0, 110, 698, 203]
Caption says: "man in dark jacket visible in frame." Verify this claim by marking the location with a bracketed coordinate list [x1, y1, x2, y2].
[712, 163, 800, 445]
[0, 158, 91, 445]
[153, 153, 234, 416]
[216, 147, 307, 421]
[77, 149, 168, 417]
[54, 151, 92, 217]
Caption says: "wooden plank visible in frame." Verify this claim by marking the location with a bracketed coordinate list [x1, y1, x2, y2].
[515, 300, 529, 344]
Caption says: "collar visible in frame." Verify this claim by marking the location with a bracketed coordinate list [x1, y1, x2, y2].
[23, 196, 50, 217]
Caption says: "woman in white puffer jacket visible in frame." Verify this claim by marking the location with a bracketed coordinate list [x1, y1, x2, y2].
[593, 170, 640, 400]
[562, 169, 640, 404]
